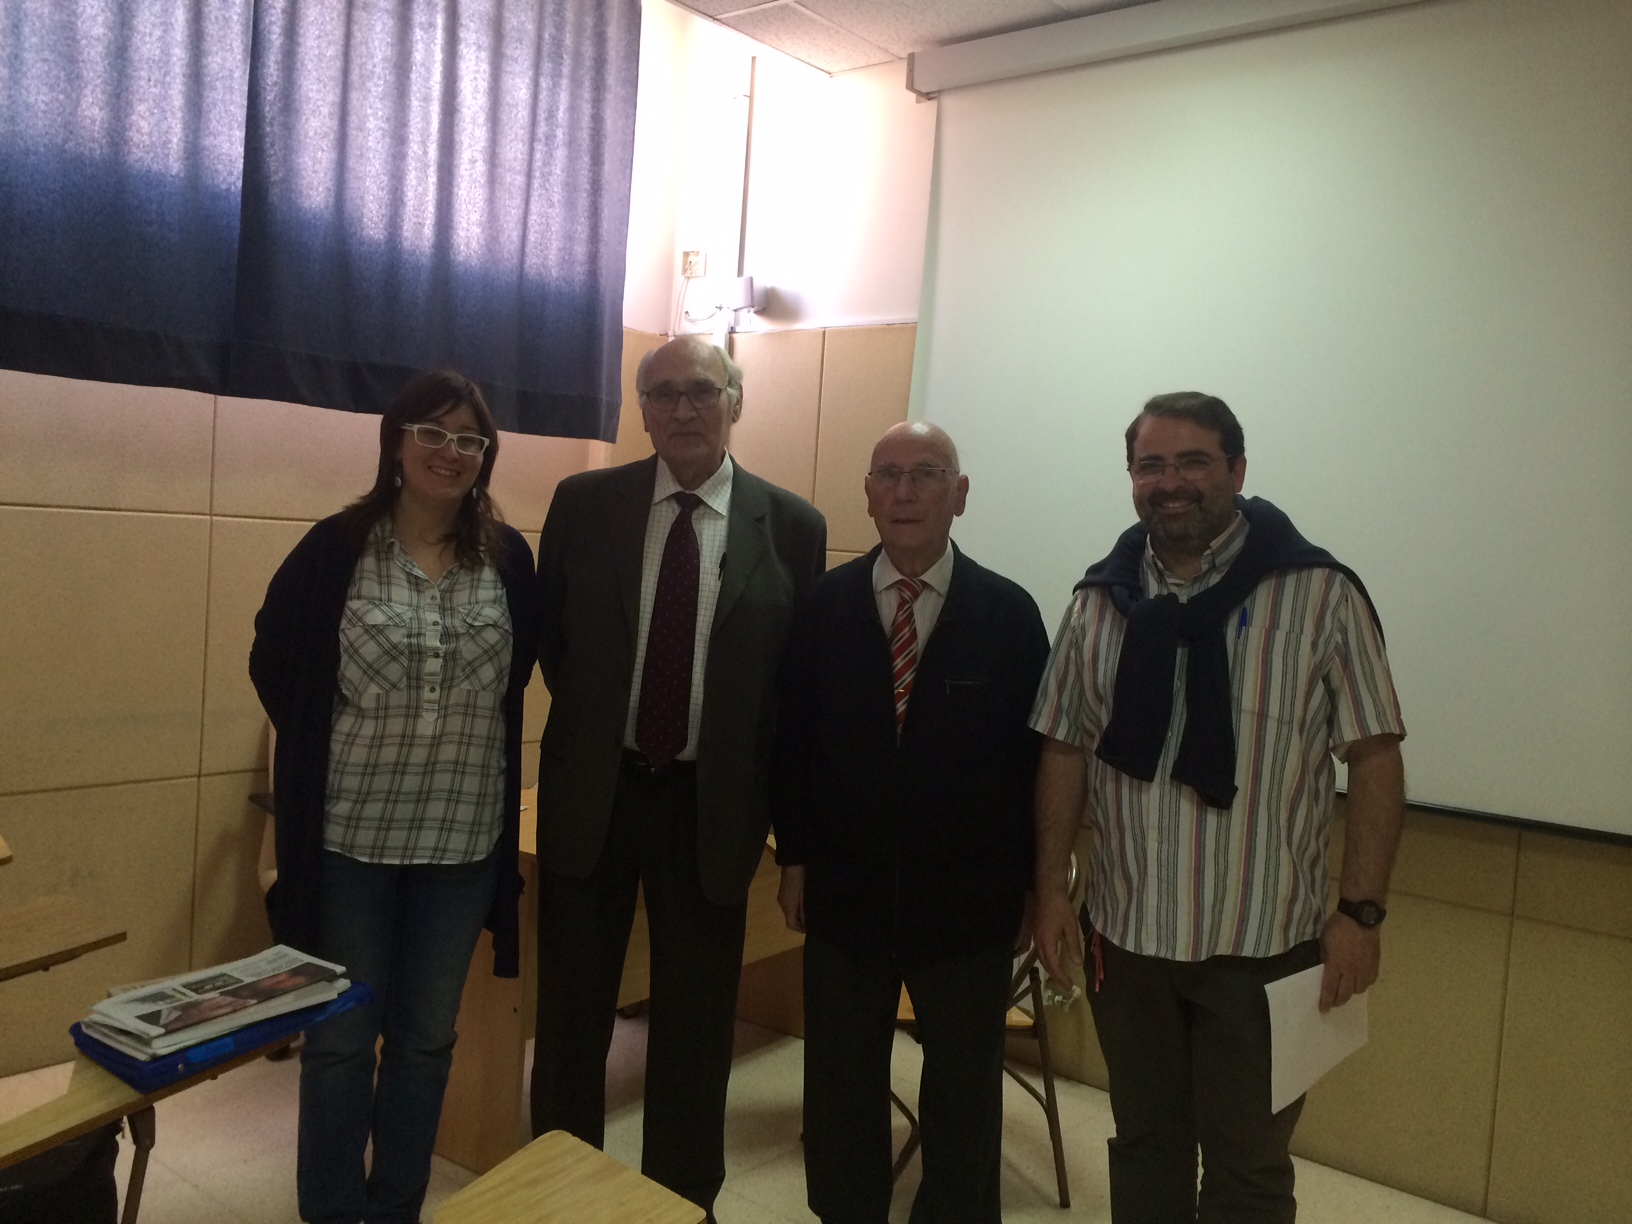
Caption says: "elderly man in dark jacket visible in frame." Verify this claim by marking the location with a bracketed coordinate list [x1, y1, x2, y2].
[774, 421, 1049, 1224]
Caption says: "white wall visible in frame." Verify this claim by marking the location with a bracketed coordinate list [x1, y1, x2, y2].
[622, 0, 937, 337]
[915, 0, 1632, 835]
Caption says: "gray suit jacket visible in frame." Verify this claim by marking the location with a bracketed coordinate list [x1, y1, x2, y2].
[535, 454, 827, 905]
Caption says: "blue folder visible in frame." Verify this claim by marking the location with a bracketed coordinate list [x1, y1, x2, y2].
[70, 982, 373, 1094]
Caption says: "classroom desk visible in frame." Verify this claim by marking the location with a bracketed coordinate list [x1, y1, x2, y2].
[433, 1129, 705, 1224]
[434, 788, 803, 1174]
[0, 895, 126, 984]
[0, 1038, 293, 1222]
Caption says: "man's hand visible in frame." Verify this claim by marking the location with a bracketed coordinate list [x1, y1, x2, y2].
[1032, 890, 1083, 993]
[777, 865, 806, 934]
[1318, 909, 1380, 1012]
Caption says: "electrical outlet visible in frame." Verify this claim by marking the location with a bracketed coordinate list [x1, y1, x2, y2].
[681, 250, 706, 278]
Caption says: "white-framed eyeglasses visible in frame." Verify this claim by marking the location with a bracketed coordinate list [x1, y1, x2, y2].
[868, 464, 955, 490]
[401, 424, 490, 457]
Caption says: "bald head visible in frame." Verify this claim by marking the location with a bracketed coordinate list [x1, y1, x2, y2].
[869, 421, 959, 475]
[864, 421, 968, 578]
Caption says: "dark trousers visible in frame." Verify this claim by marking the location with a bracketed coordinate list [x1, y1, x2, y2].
[529, 760, 748, 1219]
[1086, 921, 1323, 1224]
[803, 933, 1012, 1224]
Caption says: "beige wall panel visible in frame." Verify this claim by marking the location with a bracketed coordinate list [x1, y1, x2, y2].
[199, 517, 317, 776]
[213, 395, 380, 520]
[521, 742, 540, 791]
[728, 329, 824, 502]
[1488, 920, 1632, 1224]
[1294, 894, 1509, 1214]
[812, 325, 916, 552]
[1514, 831, 1632, 941]
[0, 371, 213, 514]
[193, 772, 274, 969]
[0, 508, 209, 794]
[488, 432, 601, 534]
[1327, 802, 1518, 914]
[0, 779, 199, 1076]
[1391, 807, 1519, 913]
[523, 667, 551, 746]
[608, 328, 668, 469]
[827, 550, 864, 572]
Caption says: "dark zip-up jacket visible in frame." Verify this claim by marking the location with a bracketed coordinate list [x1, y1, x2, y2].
[771, 543, 1049, 965]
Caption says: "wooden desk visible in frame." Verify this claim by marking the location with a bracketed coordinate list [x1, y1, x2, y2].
[433, 1129, 704, 1224]
[0, 1039, 294, 1223]
[0, 895, 126, 984]
[0, 831, 12, 865]
[434, 789, 803, 1173]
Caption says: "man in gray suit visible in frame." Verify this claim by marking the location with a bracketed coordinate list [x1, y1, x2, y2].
[529, 336, 826, 1219]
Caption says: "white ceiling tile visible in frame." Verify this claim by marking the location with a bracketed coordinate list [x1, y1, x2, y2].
[1049, 0, 1162, 16]
[680, 0, 774, 16]
[797, 0, 1068, 58]
[720, 4, 896, 73]
[664, 0, 1165, 75]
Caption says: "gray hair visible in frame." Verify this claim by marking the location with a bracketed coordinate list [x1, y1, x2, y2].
[636, 338, 742, 397]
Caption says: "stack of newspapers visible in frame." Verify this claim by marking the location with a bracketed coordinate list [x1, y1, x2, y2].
[78, 946, 350, 1061]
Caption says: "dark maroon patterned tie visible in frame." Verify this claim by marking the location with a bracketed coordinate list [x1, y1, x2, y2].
[635, 492, 703, 767]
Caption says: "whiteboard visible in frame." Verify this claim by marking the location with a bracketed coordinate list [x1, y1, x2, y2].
[914, 0, 1632, 835]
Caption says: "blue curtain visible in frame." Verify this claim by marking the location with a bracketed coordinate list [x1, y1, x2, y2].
[0, 0, 639, 440]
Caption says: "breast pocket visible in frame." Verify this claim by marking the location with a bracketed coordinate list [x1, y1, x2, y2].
[931, 676, 1001, 762]
[453, 601, 513, 693]
[338, 600, 415, 700]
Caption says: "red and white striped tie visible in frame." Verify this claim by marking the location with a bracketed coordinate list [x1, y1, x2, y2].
[889, 577, 926, 734]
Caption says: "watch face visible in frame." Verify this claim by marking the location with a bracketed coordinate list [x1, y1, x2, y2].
[1342, 899, 1386, 927]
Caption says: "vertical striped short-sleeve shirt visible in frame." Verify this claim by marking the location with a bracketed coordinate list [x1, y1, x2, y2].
[1030, 514, 1405, 962]
[324, 519, 512, 865]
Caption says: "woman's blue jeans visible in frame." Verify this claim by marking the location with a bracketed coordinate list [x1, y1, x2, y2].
[297, 848, 498, 1224]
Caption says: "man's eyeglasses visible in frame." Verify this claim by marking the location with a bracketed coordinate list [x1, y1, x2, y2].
[401, 424, 490, 456]
[640, 381, 728, 412]
[1129, 454, 1229, 484]
[868, 465, 956, 490]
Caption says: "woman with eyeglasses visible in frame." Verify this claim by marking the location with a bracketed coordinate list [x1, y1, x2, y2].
[250, 370, 535, 1224]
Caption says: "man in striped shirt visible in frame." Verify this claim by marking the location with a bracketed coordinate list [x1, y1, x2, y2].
[1030, 393, 1406, 1223]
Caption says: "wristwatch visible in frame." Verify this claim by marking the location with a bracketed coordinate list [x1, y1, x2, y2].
[1336, 897, 1387, 928]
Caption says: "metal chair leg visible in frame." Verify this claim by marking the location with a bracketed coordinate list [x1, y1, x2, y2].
[890, 1088, 922, 1181]
[121, 1106, 156, 1224]
[1027, 969, 1070, 1208]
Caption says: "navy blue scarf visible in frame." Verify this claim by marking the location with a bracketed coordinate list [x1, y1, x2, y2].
[1077, 496, 1380, 809]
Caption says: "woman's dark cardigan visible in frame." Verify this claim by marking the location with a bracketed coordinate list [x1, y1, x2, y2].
[249, 513, 537, 977]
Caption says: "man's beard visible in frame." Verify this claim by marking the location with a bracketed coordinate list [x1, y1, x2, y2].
[1140, 492, 1233, 554]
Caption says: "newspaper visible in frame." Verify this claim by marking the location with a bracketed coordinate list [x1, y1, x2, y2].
[90, 945, 344, 1041]
[81, 978, 348, 1059]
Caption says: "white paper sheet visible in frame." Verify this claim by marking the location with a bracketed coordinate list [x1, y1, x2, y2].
[1264, 965, 1368, 1113]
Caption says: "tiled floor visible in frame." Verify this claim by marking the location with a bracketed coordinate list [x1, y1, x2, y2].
[0, 1018, 1488, 1223]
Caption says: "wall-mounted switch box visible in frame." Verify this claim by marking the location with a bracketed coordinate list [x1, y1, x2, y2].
[682, 250, 706, 278]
